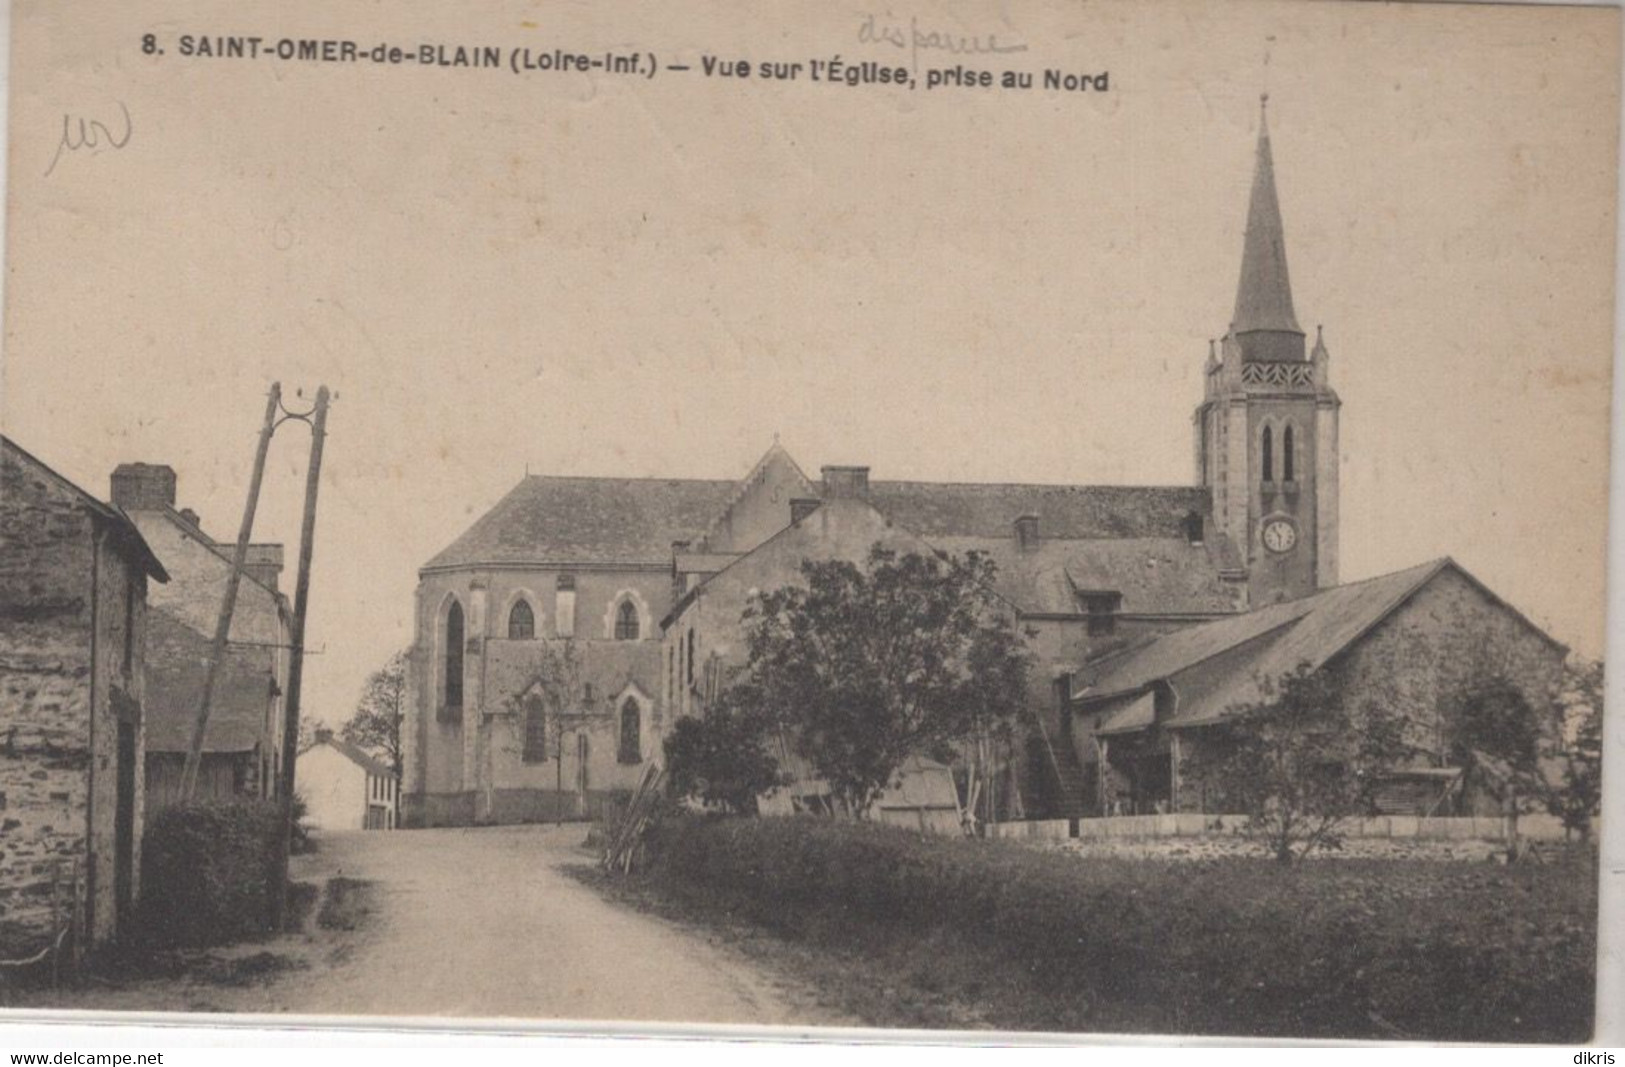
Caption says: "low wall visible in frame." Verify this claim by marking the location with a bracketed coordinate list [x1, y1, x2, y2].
[988, 813, 1569, 843]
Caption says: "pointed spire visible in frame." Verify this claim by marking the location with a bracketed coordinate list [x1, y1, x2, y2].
[1232, 94, 1304, 359]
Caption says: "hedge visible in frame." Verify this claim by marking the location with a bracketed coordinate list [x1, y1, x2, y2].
[137, 800, 284, 949]
[643, 815, 1596, 1041]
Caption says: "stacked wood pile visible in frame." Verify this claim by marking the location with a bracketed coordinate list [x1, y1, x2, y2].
[601, 763, 664, 875]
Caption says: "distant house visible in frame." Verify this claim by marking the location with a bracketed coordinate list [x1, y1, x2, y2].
[1066, 559, 1567, 817]
[0, 437, 168, 961]
[109, 463, 291, 819]
[300, 729, 398, 831]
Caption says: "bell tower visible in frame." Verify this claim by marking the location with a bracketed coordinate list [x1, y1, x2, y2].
[1193, 97, 1340, 604]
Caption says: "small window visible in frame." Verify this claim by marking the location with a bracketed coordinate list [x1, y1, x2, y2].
[1261, 425, 1274, 483]
[522, 694, 547, 763]
[1082, 593, 1122, 637]
[1283, 425, 1296, 482]
[614, 599, 640, 641]
[508, 599, 535, 640]
[618, 698, 642, 764]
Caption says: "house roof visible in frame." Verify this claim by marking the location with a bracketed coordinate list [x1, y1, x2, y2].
[125, 505, 288, 615]
[145, 607, 274, 753]
[422, 475, 738, 571]
[1073, 558, 1563, 729]
[307, 735, 396, 780]
[1, 436, 169, 582]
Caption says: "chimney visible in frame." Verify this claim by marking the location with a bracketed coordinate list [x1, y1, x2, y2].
[1015, 514, 1040, 552]
[821, 465, 870, 499]
[243, 544, 285, 591]
[314, 727, 333, 744]
[110, 463, 176, 511]
[790, 498, 822, 524]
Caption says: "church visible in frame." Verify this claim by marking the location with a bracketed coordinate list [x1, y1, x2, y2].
[400, 102, 1565, 828]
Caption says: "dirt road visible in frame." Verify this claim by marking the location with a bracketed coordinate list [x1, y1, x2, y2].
[8, 825, 846, 1029]
[271, 824, 841, 1027]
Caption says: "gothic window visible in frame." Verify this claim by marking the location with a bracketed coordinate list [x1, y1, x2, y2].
[614, 599, 640, 641]
[508, 599, 535, 640]
[576, 734, 590, 793]
[443, 599, 464, 714]
[1261, 425, 1274, 483]
[618, 698, 641, 764]
[1283, 424, 1296, 482]
[522, 694, 546, 763]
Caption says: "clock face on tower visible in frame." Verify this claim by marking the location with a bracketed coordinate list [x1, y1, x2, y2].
[1262, 518, 1298, 554]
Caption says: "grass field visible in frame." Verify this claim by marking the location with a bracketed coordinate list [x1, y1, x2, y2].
[597, 815, 1598, 1041]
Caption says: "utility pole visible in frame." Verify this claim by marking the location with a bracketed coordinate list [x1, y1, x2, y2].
[273, 386, 330, 931]
[182, 384, 282, 799]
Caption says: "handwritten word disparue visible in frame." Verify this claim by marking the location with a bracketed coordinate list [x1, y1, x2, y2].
[858, 13, 1029, 71]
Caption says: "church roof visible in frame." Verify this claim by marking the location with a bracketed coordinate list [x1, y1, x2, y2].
[422, 475, 738, 570]
[1231, 97, 1303, 340]
[861, 481, 1212, 541]
[426, 465, 1217, 575]
[929, 535, 1242, 616]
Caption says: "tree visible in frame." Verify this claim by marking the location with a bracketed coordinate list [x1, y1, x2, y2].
[341, 648, 408, 780]
[738, 545, 1031, 815]
[1543, 658, 1604, 841]
[501, 640, 594, 822]
[1183, 665, 1407, 863]
[663, 678, 784, 814]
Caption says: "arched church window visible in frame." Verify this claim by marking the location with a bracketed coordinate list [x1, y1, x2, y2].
[1261, 425, 1274, 483]
[508, 599, 535, 640]
[1283, 425, 1295, 482]
[618, 698, 641, 764]
[443, 599, 464, 713]
[522, 693, 546, 763]
[614, 599, 640, 641]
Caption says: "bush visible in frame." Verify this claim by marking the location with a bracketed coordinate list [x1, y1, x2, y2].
[643, 815, 1596, 1041]
[137, 800, 284, 949]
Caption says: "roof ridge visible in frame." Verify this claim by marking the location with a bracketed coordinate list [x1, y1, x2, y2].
[868, 479, 1205, 492]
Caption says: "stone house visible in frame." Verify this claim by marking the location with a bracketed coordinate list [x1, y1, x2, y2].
[109, 463, 291, 818]
[299, 729, 398, 831]
[1066, 558, 1568, 816]
[0, 437, 168, 960]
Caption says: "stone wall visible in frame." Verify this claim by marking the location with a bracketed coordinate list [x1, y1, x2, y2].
[0, 444, 148, 957]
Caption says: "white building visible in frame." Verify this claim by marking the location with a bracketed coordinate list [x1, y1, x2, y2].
[301, 729, 398, 831]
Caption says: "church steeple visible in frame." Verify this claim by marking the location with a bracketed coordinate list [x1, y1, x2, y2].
[1231, 95, 1305, 362]
[1196, 97, 1340, 604]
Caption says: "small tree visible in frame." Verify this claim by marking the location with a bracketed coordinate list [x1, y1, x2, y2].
[502, 640, 594, 822]
[341, 648, 408, 780]
[1544, 658, 1604, 841]
[1184, 665, 1406, 863]
[741, 545, 1031, 815]
[663, 679, 784, 814]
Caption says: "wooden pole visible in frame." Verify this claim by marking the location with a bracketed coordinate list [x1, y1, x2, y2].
[272, 386, 330, 931]
[182, 384, 282, 799]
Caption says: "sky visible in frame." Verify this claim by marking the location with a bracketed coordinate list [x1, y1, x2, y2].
[1, 0, 1617, 729]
